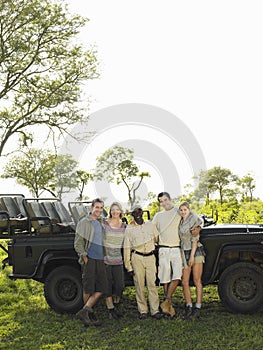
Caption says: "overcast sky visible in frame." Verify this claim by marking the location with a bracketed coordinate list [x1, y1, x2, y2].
[1, 0, 263, 205]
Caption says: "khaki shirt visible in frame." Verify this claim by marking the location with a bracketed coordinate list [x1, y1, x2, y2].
[124, 221, 159, 272]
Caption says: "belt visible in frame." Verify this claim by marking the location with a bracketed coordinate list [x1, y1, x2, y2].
[158, 245, 180, 248]
[132, 250, 154, 257]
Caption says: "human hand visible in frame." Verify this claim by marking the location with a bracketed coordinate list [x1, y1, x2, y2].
[188, 256, 194, 267]
[83, 255, 88, 264]
[191, 226, 201, 237]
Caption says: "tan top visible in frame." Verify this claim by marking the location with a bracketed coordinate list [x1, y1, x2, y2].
[124, 221, 159, 272]
[152, 207, 181, 246]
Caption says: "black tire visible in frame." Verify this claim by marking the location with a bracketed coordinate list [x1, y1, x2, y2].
[44, 266, 83, 314]
[218, 262, 263, 314]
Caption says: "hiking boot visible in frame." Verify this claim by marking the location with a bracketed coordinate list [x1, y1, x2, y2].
[108, 308, 119, 320]
[113, 302, 124, 317]
[151, 312, 163, 320]
[190, 308, 201, 319]
[160, 299, 176, 317]
[169, 304, 176, 318]
[160, 299, 170, 314]
[76, 308, 94, 326]
[88, 310, 101, 326]
[183, 305, 192, 319]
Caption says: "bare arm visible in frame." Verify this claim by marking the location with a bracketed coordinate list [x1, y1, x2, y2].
[189, 240, 198, 267]
[123, 230, 133, 272]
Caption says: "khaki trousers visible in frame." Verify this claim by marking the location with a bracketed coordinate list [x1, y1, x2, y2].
[131, 253, 159, 315]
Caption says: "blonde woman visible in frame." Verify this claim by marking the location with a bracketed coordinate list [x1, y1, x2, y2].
[179, 202, 204, 319]
[103, 202, 126, 319]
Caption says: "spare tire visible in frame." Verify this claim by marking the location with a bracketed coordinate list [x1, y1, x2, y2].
[44, 265, 83, 314]
[218, 262, 263, 314]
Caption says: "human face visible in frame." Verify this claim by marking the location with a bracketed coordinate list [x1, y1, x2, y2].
[159, 195, 173, 211]
[132, 208, 144, 225]
[179, 205, 190, 220]
[91, 202, 104, 219]
[110, 205, 122, 219]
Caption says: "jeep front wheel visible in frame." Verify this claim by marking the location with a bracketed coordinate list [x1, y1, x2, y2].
[44, 266, 83, 314]
[218, 262, 263, 314]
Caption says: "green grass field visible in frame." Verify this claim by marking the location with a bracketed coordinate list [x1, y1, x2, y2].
[0, 247, 263, 350]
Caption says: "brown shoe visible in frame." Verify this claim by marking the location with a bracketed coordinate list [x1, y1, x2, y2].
[169, 304, 176, 317]
[88, 310, 101, 326]
[160, 299, 170, 314]
[76, 308, 93, 326]
[76, 308, 101, 326]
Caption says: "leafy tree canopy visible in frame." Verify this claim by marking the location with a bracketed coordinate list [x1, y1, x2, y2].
[0, 0, 98, 156]
[95, 146, 150, 208]
[2, 148, 78, 198]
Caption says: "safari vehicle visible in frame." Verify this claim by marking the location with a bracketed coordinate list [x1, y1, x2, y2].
[1, 194, 263, 314]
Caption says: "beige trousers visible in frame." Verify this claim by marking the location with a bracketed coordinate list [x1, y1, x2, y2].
[131, 253, 159, 315]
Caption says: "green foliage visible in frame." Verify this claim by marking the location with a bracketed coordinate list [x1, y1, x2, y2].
[76, 170, 94, 200]
[51, 154, 79, 200]
[195, 166, 238, 204]
[0, 240, 262, 350]
[237, 173, 256, 202]
[95, 146, 150, 208]
[198, 200, 263, 224]
[176, 167, 261, 223]
[95, 146, 134, 182]
[235, 201, 263, 224]
[2, 148, 78, 198]
[0, 0, 98, 156]
[2, 148, 56, 197]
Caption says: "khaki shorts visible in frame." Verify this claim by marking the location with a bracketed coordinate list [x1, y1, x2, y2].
[194, 255, 205, 264]
[158, 247, 182, 283]
[184, 249, 205, 265]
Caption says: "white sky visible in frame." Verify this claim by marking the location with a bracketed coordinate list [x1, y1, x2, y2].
[1, 0, 263, 205]
[66, 0, 263, 202]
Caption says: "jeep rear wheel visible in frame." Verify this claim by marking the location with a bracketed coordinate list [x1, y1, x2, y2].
[44, 266, 83, 314]
[218, 262, 263, 314]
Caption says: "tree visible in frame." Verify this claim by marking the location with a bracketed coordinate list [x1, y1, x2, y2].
[193, 167, 239, 205]
[76, 170, 94, 200]
[47, 154, 78, 200]
[2, 148, 79, 198]
[206, 167, 238, 205]
[95, 146, 150, 208]
[237, 173, 256, 202]
[0, 0, 98, 157]
[192, 170, 211, 204]
[2, 148, 56, 197]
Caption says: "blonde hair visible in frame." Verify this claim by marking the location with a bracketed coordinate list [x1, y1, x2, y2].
[179, 201, 190, 210]
[109, 202, 123, 219]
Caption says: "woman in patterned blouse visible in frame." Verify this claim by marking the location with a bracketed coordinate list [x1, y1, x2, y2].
[103, 202, 126, 319]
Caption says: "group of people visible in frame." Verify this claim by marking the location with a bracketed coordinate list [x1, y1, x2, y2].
[74, 192, 205, 327]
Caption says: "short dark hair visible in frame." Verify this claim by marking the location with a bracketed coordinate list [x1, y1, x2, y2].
[131, 207, 143, 217]
[91, 198, 104, 207]
[157, 192, 171, 202]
